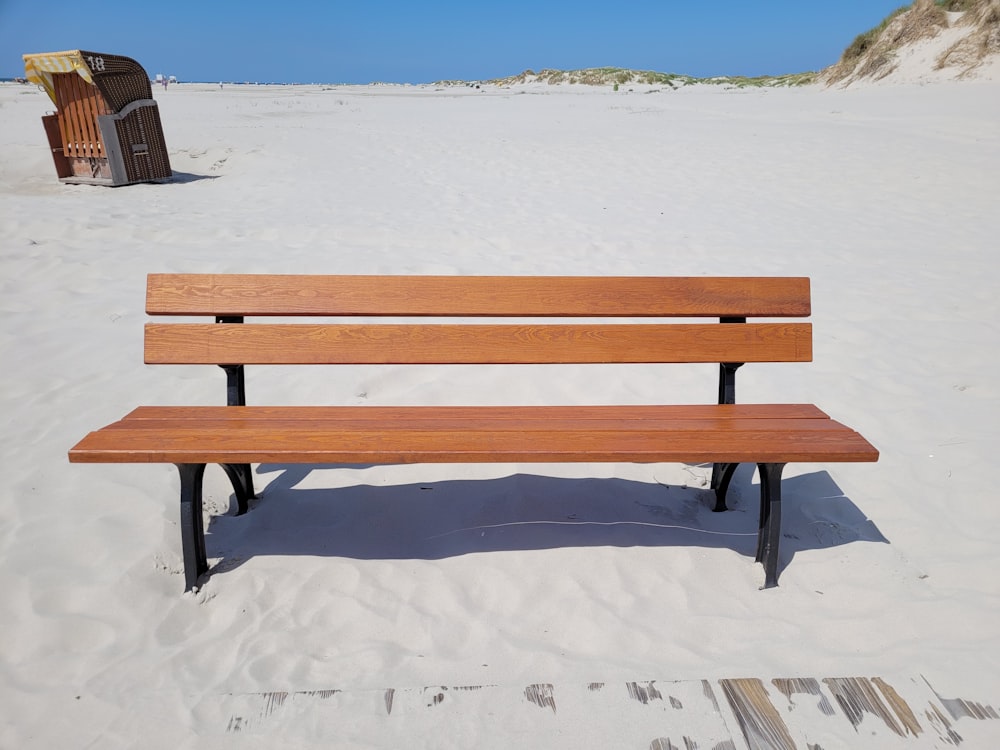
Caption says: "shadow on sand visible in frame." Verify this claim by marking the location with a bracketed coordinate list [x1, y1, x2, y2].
[166, 171, 221, 184]
[203, 463, 888, 581]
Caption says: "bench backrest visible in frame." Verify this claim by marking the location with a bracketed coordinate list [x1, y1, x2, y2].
[145, 274, 812, 367]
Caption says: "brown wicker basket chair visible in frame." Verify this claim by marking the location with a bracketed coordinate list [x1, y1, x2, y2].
[23, 50, 172, 186]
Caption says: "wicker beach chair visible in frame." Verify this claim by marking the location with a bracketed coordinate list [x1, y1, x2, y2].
[23, 50, 172, 186]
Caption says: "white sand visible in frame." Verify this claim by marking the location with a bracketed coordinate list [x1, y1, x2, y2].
[1, 73, 999, 747]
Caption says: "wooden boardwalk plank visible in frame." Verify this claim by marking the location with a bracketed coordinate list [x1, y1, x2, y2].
[192, 676, 998, 747]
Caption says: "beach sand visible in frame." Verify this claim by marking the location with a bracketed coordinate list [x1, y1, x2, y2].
[1, 73, 998, 747]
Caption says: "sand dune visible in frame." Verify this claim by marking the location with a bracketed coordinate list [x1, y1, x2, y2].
[823, 0, 1000, 85]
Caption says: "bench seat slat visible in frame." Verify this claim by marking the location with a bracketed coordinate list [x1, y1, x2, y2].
[69, 431, 879, 465]
[147, 274, 811, 318]
[100, 417, 848, 433]
[120, 404, 831, 422]
[70, 415, 879, 465]
[145, 323, 813, 365]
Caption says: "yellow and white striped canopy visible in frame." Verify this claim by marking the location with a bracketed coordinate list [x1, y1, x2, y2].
[23, 50, 95, 104]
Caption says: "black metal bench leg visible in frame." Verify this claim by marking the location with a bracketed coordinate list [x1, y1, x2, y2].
[712, 357, 744, 503]
[215, 357, 255, 515]
[711, 462, 739, 512]
[220, 463, 255, 515]
[176, 463, 208, 592]
[756, 463, 786, 589]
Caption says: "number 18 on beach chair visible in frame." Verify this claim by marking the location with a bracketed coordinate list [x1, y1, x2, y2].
[22, 50, 172, 186]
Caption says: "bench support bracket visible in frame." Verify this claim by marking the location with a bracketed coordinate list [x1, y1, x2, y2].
[176, 463, 208, 592]
[711, 462, 739, 512]
[216, 316, 255, 508]
[717, 361, 744, 406]
[756, 462, 786, 589]
[220, 464, 254, 515]
[712, 317, 745, 496]
[220, 362, 247, 407]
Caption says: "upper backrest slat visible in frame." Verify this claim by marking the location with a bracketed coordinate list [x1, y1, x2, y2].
[146, 274, 811, 318]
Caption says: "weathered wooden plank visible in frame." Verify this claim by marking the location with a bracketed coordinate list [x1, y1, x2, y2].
[54, 72, 109, 162]
[72, 73, 98, 157]
[77, 74, 100, 157]
[41, 113, 72, 179]
[144, 322, 813, 365]
[824, 677, 922, 738]
[719, 678, 797, 750]
[146, 274, 811, 317]
[54, 75, 73, 156]
[196, 676, 999, 745]
[772, 678, 836, 716]
[54, 73, 83, 156]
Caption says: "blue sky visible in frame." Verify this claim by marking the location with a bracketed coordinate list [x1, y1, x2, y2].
[3, 1, 910, 83]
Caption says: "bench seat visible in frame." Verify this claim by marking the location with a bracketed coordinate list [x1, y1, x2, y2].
[71, 403, 876, 465]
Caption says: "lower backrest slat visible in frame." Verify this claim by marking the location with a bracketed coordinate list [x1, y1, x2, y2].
[144, 322, 812, 365]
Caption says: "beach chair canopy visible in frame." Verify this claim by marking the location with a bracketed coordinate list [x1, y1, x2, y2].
[23, 49, 154, 112]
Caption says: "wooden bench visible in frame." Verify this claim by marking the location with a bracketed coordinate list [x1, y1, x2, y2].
[69, 274, 879, 592]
